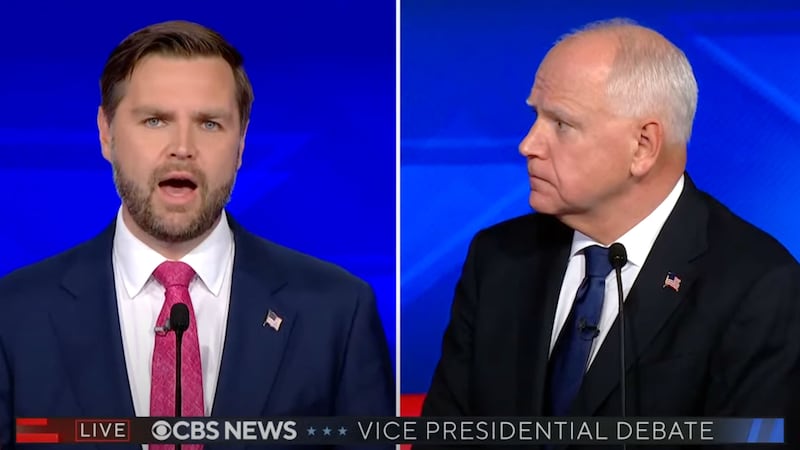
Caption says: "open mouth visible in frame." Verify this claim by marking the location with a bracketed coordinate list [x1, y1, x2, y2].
[158, 175, 198, 198]
[159, 178, 197, 189]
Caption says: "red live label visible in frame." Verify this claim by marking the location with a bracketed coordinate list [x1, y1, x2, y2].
[74, 419, 130, 442]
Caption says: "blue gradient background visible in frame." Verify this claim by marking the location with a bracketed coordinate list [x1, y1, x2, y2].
[401, 1, 800, 393]
[0, 2, 396, 358]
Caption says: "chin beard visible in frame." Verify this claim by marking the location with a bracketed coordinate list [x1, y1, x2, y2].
[113, 163, 235, 243]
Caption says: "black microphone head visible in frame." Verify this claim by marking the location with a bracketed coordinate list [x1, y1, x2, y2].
[170, 303, 190, 332]
[609, 242, 628, 269]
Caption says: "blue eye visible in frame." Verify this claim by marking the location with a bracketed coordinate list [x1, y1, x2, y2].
[202, 121, 220, 130]
[144, 118, 164, 128]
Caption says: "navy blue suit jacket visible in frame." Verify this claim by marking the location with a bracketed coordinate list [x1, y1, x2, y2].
[0, 215, 395, 449]
[420, 175, 800, 449]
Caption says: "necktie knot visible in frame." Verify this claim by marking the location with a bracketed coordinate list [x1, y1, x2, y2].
[583, 245, 613, 279]
[153, 261, 196, 288]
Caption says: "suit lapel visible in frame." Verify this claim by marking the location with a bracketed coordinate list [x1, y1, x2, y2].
[49, 216, 294, 432]
[55, 222, 138, 450]
[212, 220, 296, 417]
[515, 215, 573, 415]
[573, 176, 709, 416]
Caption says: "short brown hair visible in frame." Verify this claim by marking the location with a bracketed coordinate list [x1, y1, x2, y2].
[100, 20, 254, 132]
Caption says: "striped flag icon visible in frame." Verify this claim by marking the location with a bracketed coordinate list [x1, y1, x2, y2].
[16, 418, 59, 443]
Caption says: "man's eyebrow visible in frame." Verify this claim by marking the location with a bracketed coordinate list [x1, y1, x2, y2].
[128, 107, 235, 122]
[531, 101, 577, 121]
[192, 109, 234, 121]
[530, 104, 584, 130]
[130, 106, 172, 117]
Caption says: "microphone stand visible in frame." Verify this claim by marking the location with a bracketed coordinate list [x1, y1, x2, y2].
[175, 327, 184, 450]
[609, 243, 628, 450]
[169, 303, 190, 450]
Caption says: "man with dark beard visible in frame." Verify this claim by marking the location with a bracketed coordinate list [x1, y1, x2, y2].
[0, 21, 394, 450]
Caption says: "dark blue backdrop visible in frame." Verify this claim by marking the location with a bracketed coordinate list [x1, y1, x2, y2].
[401, 1, 800, 394]
[0, 2, 396, 360]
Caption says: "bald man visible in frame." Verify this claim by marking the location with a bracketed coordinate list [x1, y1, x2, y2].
[420, 18, 800, 448]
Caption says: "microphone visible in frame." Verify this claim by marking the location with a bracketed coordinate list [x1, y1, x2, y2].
[154, 318, 171, 335]
[608, 243, 628, 420]
[577, 318, 600, 339]
[170, 303, 190, 428]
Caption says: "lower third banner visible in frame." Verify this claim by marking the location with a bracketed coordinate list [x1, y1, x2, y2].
[15, 417, 784, 445]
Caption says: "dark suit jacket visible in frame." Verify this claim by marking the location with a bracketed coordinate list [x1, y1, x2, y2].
[0, 215, 395, 449]
[420, 176, 800, 449]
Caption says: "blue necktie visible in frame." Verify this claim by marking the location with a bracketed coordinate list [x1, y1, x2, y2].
[547, 245, 613, 416]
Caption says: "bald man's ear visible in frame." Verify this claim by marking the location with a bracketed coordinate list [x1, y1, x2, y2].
[630, 119, 663, 177]
[98, 107, 113, 162]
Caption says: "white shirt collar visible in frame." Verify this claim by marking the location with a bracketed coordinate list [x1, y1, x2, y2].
[112, 207, 235, 298]
[570, 174, 685, 266]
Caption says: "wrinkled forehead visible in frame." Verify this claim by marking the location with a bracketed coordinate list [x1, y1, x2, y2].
[539, 33, 617, 80]
[122, 55, 238, 105]
[529, 35, 616, 103]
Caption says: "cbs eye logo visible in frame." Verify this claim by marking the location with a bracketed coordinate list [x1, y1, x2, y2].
[151, 420, 172, 441]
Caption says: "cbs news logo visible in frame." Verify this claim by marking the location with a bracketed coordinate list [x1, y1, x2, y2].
[151, 419, 297, 441]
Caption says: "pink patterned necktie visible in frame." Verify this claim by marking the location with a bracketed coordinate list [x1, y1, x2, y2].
[151, 261, 204, 450]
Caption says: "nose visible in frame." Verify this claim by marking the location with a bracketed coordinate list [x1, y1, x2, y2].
[518, 120, 546, 159]
[169, 122, 197, 160]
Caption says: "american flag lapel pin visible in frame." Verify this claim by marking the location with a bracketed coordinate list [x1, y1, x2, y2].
[263, 309, 283, 331]
[663, 272, 681, 292]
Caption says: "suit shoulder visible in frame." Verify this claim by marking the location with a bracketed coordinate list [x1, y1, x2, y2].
[0, 241, 90, 297]
[0, 239, 100, 324]
[479, 213, 561, 236]
[240, 231, 370, 292]
[701, 192, 797, 266]
[470, 213, 568, 253]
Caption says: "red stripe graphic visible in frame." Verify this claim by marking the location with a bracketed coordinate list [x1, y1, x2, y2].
[400, 394, 425, 416]
[16, 418, 48, 426]
[16, 433, 59, 443]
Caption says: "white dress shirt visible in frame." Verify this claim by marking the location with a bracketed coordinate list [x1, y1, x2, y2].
[112, 208, 235, 417]
[549, 175, 685, 369]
